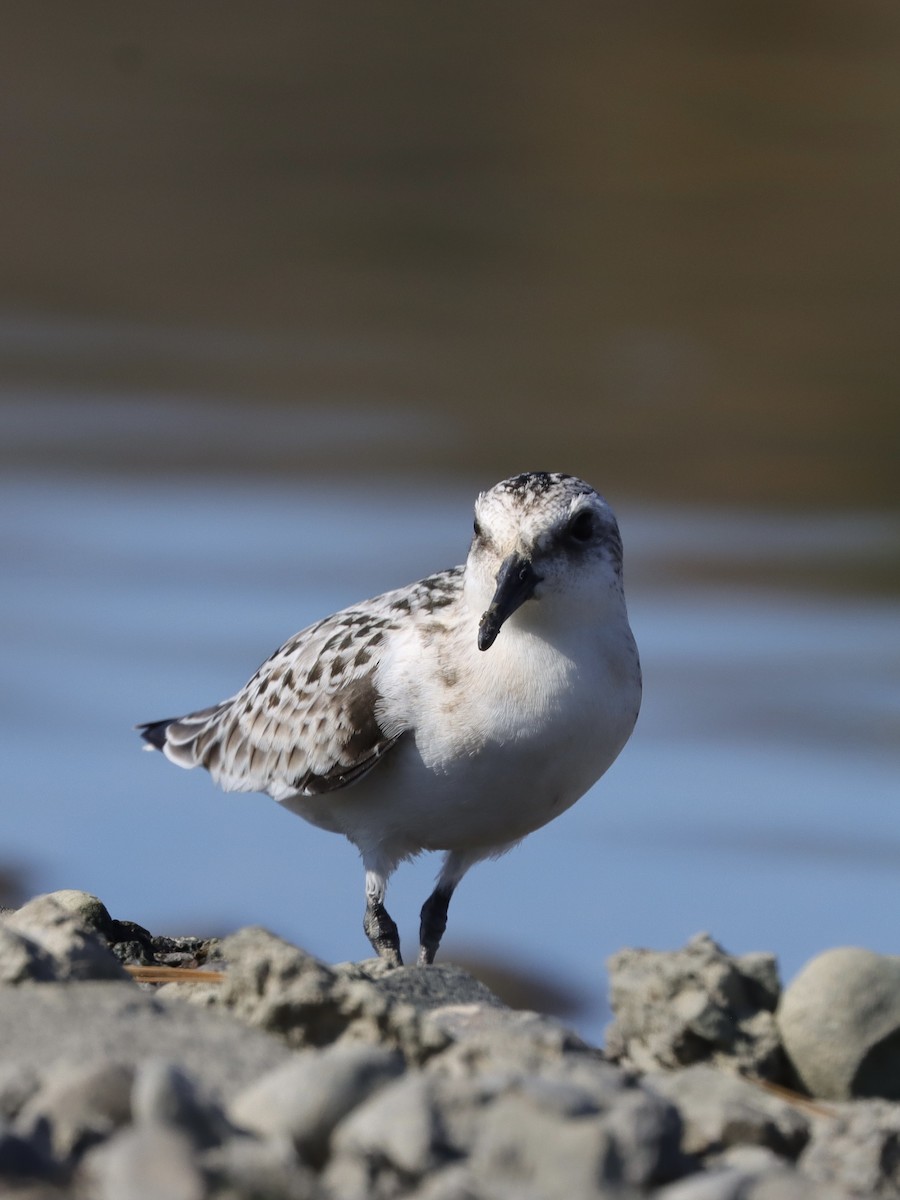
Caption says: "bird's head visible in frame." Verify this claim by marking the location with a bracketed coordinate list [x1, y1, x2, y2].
[466, 472, 625, 651]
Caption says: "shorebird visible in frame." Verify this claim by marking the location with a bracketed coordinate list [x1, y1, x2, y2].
[139, 472, 641, 965]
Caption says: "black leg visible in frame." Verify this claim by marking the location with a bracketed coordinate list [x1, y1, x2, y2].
[418, 883, 455, 965]
[364, 900, 403, 966]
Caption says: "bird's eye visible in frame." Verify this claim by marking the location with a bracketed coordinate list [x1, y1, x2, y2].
[473, 518, 484, 539]
[566, 510, 594, 542]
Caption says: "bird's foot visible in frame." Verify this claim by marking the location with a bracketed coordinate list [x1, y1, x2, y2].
[364, 900, 403, 967]
[417, 883, 454, 966]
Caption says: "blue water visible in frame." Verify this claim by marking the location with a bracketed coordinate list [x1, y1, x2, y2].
[2, 468, 898, 1043]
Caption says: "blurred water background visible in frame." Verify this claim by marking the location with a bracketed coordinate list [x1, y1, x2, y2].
[1, 4, 898, 1041]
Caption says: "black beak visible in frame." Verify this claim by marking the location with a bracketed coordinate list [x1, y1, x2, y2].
[478, 553, 542, 651]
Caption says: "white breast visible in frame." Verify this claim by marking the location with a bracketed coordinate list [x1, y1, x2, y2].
[337, 604, 642, 853]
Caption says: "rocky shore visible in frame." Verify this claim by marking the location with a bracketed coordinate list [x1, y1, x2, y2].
[0, 891, 898, 1199]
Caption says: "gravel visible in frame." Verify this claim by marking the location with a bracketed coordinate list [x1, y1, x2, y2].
[0, 890, 897, 1198]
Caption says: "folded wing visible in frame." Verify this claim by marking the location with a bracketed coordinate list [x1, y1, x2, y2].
[138, 608, 405, 800]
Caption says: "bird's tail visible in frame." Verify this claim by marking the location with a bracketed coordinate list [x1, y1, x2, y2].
[136, 704, 228, 769]
[137, 718, 173, 752]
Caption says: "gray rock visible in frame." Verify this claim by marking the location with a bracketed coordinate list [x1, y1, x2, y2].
[173, 925, 449, 1064]
[145, 933, 215, 970]
[469, 1096, 618, 1197]
[425, 1001, 592, 1051]
[657, 1170, 752, 1200]
[332, 1071, 445, 1178]
[131, 1058, 233, 1148]
[317, 1153, 373, 1200]
[4, 894, 128, 982]
[646, 1065, 810, 1159]
[0, 1063, 40, 1121]
[431, 1065, 588, 1163]
[81, 1124, 205, 1200]
[15, 889, 114, 934]
[410, 1163, 603, 1200]
[425, 1013, 599, 1087]
[514, 1073, 606, 1118]
[229, 1042, 404, 1165]
[328, 1054, 681, 1199]
[155, 977, 222, 1008]
[655, 1143, 856, 1200]
[0, 982, 289, 1103]
[606, 933, 785, 1080]
[602, 1085, 685, 1187]
[426, 1031, 661, 1166]
[326, 1071, 458, 1199]
[744, 1174, 853, 1200]
[16, 1061, 134, 1161]
[657, 1156, 857, 1200]
[777, 946, 900, 1100]
[0, 924, 58, 985]
[655, 1167, 794, 1200]
[715, 1145, 794, 1174]
[340, 960, 506, 1012]
[408, 1163, 483, 1200]
[200, 1135, 321, 1199]
[799, 1098, 900, 1196]
[736, 954, 781, 1009]
[7, 891, 197, 972]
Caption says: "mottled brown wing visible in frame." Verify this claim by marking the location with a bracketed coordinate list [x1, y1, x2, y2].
[147, 607, 406, 799]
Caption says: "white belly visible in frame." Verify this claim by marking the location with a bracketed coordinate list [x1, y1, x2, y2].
[280, 619, 641, 863]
